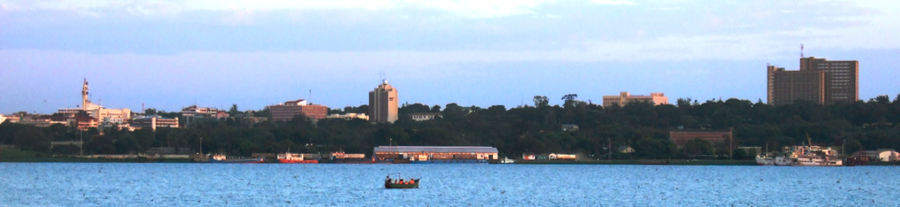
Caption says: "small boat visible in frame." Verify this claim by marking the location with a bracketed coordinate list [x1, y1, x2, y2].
[208, 154, 264, 163]
[755, 154, 774, 165]
[384, 173, 420, 189]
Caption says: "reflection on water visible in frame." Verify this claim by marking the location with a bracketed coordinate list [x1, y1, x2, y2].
[0, 163, 896, 206]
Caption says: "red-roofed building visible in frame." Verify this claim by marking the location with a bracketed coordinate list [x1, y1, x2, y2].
[669, 128, 733, 153]
[68, 116, 98, 131]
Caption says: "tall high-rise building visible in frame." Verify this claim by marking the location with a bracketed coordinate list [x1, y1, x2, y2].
[767, 56, 858, 105]
[368, 80, 398, 123]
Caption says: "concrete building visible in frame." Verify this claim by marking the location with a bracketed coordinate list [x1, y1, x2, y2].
[767, 56, 859, 105]
[89, 108, 132, 124]
[67, 116, 98, 131]
[55, 79, 131, 123]
[369, 80, 398, 123]
[269, 99, 328, 122]
[602, 92, 669, 108]
[0, 114, 5, 124]
[325, 113, 369, 121]
[131, 115, 179, 131]
[409, 112, 441, 121]
[19, 115, 67, 127]
[182, 105, 220, 124]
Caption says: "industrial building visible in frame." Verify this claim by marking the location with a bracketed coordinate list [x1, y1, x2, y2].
[373, 146, 498, 163]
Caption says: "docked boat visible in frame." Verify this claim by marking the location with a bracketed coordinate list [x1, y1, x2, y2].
[770, 139, 842, 166]
[208, 154, 265, 163]
[755, 155, 774, 165]
[331, 151, 374, 164]
[500, 157, 516, 164]
[277, 152, 318, 164]
[774, 155, 794, 166]
[384, 174, 420, 189]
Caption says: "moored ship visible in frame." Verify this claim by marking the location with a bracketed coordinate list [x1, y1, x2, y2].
[331, 151, 373, 164]
[277, 152, 318, 164]
[208, 154, 265, 163]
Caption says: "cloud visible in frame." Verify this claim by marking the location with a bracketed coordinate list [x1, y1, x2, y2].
[591, 0, 635, 6]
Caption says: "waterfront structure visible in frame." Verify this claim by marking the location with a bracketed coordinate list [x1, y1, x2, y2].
[373, 146, 499, 162]
[602, 92, 669, 108]
[325, 113, 369, 121]
[368, 80, 398, 123]
[767, 56, 859, 105]
[269, 99, 328, 122]
[852, 150, 900, 162]
[409, 112, 441, 121]
[131, 115, 179, 131]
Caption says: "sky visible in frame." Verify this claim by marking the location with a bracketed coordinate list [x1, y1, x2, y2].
[1, 0, 899, 114]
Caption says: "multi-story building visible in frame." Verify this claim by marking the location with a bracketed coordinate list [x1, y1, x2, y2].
[89, 108, 132, 123]
[368, 80, 398, 123]
[602, 92, 669, 108]
[767, 56, 859, 105]
[58, 79, 130, 123]
[131, 115, 179, 131]
[325, 113, 369, 121]
[67, 116, 98, 131]
[269, 99, 328, 122]
[182, 105, 220, 124]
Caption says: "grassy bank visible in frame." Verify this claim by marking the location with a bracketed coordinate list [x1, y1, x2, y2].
[515, 159, 757, 165]
[0, 149, 192, 163]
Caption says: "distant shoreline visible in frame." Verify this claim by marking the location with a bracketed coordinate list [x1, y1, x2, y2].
[513, 159, 757, 165]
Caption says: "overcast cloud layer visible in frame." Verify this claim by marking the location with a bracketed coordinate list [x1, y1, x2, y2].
[1, 0, 899, 113]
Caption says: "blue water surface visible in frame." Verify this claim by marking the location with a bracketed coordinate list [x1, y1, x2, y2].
[1, 163, 898, 206]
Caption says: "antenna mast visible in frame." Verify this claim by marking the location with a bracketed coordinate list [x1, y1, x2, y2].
[800, 44, 804, 58]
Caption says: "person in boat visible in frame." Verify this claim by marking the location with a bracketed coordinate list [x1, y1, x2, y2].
[399, 179, 404, 184]
[385, 176, 392, 184]
[409, 179, 415, 185]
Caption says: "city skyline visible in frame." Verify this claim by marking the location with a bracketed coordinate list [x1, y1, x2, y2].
[2, 0, 900, 114]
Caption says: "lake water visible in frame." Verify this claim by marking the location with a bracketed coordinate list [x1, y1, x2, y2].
[1, 163, 898, 206]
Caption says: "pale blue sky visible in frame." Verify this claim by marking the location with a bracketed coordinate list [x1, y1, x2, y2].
[1, 0, 899, 114]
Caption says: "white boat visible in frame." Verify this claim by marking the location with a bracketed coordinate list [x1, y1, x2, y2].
[755, 155, 774, 165]
[774, 155, 795, 166]
[500, 157, 515, 164]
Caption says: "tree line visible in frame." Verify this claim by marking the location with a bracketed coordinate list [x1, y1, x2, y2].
[2, 93, 900, 160]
